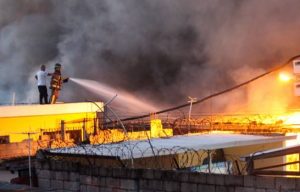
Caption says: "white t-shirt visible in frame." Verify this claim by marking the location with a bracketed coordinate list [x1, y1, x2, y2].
[36, 71, 48, 86]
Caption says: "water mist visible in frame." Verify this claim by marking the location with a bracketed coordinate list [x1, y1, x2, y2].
[69, 78, 158, 114]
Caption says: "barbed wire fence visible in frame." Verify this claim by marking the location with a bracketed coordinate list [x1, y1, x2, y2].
[40, 138, 250, 176]
[2, 112, 295, 177]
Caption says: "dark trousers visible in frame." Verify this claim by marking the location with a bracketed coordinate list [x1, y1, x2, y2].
[38, 85, 48, 104]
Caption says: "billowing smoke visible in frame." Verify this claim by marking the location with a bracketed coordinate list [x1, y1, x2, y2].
[0, 0, 300, 113]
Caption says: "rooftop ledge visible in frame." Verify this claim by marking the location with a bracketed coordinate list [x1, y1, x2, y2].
[0, 102, 104, 117]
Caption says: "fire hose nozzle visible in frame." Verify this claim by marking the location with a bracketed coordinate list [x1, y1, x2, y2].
[63, 77, 69, 83]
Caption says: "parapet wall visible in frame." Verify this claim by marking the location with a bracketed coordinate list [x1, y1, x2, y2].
[36, 159, 300, 192]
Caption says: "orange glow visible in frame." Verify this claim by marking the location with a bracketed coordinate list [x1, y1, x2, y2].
[278, 72, 293, 82]
[278, 112, 300, 129]
[285, 133, 300, 172]
[89, 119, 173, 144]
[282, 112, 300, 125]
[286, 154, 299, 172]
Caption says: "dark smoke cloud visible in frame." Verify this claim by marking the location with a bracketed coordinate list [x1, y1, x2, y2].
[0, 0, 300, 113]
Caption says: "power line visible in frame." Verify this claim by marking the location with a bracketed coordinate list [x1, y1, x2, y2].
[116, 54, 300, 122]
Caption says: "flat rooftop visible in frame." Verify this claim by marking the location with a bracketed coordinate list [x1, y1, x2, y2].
[0, 102, 103, 117]
[48, 133, 296, 159]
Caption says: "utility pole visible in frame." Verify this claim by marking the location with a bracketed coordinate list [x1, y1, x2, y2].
[27, 132, 32, 189]
[188, 96, 197, 134]
[207, 150, 212, 174]
[188, 96, 197, 121]
[15, 132, 39, 190]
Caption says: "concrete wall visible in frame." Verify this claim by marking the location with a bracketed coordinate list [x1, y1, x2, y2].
[36, 159, 300, 192]
[0, 140, 39, 159]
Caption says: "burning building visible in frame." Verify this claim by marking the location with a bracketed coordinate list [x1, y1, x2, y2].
[1, 1, 300, 190]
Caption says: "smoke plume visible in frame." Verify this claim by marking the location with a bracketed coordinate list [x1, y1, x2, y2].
[0, 0, 300, 113]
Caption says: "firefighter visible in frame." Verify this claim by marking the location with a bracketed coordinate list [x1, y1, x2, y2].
[49, 63, 69, 104]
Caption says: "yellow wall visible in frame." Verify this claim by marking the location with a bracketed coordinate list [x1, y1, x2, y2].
[90, 127, 173, 144]
[0, 113, 96, 142]
[224, 141, 284, 173]
[0, 102, 103, 143]
[0, 104, 173, 144]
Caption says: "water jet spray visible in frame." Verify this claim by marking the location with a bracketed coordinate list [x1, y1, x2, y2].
[69, 78, 158, 114]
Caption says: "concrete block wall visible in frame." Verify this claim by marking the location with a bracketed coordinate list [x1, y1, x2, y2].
[36, 160, 300, 192]
[0, 141, 39, 159]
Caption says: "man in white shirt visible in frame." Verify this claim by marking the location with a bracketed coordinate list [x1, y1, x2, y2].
[35, 65, 51, 104]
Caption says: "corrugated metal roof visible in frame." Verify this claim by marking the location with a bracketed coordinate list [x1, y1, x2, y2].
[48, 133, 296, 160]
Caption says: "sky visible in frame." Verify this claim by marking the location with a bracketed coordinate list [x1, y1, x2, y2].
[1, 0, 300, 113]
